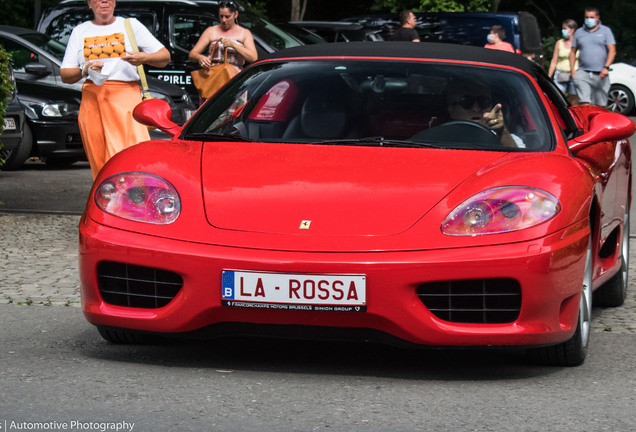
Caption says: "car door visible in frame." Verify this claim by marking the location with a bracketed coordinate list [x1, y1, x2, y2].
[0, 35, 59, 89]
[535, 66, 626, 241]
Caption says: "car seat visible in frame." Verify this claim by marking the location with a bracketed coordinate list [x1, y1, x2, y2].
[282, 91, 358, 140]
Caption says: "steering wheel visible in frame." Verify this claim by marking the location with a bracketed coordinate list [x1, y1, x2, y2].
[438, 120, 501, 147]
[441, 120, 494, 134]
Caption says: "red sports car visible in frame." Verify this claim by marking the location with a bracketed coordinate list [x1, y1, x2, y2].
[79, 43, 635, 366]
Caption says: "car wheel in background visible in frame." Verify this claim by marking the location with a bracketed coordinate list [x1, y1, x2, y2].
[594, 197, 629, 307]
[607, 84, 635, 115]
[0, 122, 32, 171]
[39, 156, 79, 168]
[527, 233, 592, 366]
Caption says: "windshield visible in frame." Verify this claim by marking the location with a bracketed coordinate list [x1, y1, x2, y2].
[241, 15, 301, 51]
[185, 59, 552, 152]
[20, 33, 67, 61]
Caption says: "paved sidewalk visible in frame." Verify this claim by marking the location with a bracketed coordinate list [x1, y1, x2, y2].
[1, 212, 636, 333]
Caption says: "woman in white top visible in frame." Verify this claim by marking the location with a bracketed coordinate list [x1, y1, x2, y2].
[60, 0, 170, 179]
[188, 0, 257, 103]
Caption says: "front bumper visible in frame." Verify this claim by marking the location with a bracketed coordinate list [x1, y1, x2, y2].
[79, 215, 589, 347]
[28, 118, 86, 159]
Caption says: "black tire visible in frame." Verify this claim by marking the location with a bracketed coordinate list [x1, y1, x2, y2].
[97, 326, 159, 344]
[1, 122, 33, 170]
[593, 196, 629, 307]
[40, 156, 79, 168]
[607, 84, 635, 115]
[527, 234, 592, 366]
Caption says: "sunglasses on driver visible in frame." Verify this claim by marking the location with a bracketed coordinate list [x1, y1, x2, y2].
[452, 95, 493, 110]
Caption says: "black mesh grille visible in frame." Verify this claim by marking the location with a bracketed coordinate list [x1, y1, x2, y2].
[97, 261, 183, 309]
[417, 279, 521, 323]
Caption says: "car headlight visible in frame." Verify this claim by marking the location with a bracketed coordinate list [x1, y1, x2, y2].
[95, 172, 181, 224]
[149, 91, 172, 104]
[441, 187, 560, 236]
[23, 102, 79, 119]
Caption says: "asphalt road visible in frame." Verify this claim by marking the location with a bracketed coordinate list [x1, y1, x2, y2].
[1, 304, 636, 432]
[2, 125, 636, 430]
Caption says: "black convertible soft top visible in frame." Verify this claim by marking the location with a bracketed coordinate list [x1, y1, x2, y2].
[258, 42, 536, 76]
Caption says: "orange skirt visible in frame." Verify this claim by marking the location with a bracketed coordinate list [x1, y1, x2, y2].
[79, 81, 150, 179]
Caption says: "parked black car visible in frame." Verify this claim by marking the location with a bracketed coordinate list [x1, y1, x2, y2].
[38, 0, 302, 99]
[288, 21, 383, 42]
[0, 63, 29, 170]
[343, 12, 543, 65]
[274, 23, 326, 45]
[0, 25, 197, 168]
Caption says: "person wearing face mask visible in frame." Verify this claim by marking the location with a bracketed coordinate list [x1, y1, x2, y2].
[484, 25, 514, 53]
[549, 19, 579, 105]
[569, 7, 616, 107]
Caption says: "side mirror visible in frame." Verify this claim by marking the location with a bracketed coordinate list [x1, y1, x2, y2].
[133, 99, 181, 138]
[24, 63, 51, 76]
[568, 112, 635, 154]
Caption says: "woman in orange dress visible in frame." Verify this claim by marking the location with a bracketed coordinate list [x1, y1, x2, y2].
[188, 0, 257, 103]
[60, 0, 170, 179]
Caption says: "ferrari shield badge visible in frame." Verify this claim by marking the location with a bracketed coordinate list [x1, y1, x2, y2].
[299, 220, 311, 229]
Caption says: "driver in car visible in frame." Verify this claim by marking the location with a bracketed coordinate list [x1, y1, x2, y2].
[446, 81, 525, 148]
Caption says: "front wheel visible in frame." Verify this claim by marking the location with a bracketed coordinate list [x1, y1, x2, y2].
[527, 234, 592, 366]
[0, 122, 32, 170]
[607, 85, 635, 115]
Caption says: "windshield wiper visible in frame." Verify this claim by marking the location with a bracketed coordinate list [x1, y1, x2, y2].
[184, 132, 254, 142]
[316, 137, 442, 148]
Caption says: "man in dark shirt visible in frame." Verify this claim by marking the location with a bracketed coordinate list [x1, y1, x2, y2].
[389, 10, 420, 42]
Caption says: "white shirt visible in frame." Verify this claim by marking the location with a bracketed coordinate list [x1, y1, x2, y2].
[61, 17, 164, 82]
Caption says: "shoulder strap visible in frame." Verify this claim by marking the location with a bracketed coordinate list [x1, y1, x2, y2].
[124, 18, 151, 99]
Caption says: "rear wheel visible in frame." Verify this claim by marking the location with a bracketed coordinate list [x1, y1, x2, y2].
[0, 122, 32, 170]
[528, 234, 592, 366]
[594, 197, 629, 307]
[607, 85, 635, 115]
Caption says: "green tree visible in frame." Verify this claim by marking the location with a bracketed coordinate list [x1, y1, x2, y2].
[0, 46, 13, 166]
[371, 0, 492, 12]
[416, 0, 491, 12]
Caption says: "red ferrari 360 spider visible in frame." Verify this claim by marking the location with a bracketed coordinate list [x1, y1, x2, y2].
[79, 43, 635, 366]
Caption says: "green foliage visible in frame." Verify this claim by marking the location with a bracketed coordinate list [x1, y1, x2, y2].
[371, 0, 491, 13]
[371, 0, 420, 13]
[542, 34, 558, 72]
[243, 1, 269, 18]
[0, 45, 13, 165]
[0, 0, 62, 29]
[416, 0, 490, 12]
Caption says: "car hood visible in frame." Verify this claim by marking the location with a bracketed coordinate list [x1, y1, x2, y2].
[202, 142, 505, 236]
[17, 80, 82, 104]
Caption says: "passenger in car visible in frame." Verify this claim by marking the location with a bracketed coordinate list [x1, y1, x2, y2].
[446, 80, 525, 148]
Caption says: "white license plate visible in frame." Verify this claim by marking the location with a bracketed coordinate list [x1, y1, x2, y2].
[3, 117, 16, 130]
[222, 270, 366, 312]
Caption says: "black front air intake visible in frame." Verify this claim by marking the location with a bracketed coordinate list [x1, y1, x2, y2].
[97, 261, 183, 309]
[417, 279, 521, 324]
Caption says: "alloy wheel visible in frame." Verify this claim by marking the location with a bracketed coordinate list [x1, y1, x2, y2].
[608, 88, 631, 114]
